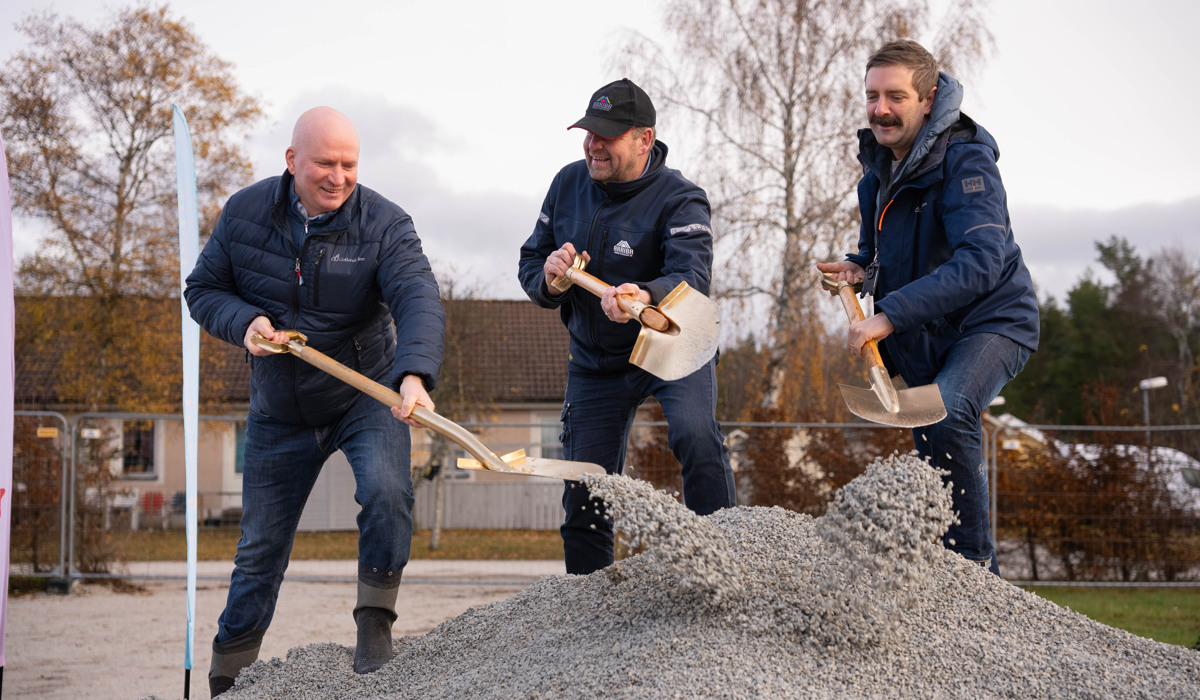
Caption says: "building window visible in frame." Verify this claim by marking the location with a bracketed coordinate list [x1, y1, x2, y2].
[540, 416, 563, 460]
[122, 419, 156, 478]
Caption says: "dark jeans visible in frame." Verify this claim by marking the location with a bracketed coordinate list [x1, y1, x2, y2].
[559, 358, 736, 574]
[911, 333, 1030, 574]
[214, 394, 414, 647]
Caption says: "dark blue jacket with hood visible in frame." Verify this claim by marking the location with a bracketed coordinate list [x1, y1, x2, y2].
[518, 141, 715, 375]
[849, 72, 1039, 386]
[185, 170, 445, 426]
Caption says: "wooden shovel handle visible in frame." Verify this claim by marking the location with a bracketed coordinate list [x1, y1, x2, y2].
[822, 276, 887, 371]
[250, 334, 512, 471]
[559, 265, 670, 332]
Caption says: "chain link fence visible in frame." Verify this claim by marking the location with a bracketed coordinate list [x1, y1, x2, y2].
[10, 412, 1200, 586]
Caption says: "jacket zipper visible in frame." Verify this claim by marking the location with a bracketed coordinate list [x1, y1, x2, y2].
[313, 248, 325, 307]
[352, 336, 362, 372]
[584, 199, 609, 352]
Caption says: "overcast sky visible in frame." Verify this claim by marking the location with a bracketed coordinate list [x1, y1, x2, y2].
[2, 0, 1197, 305]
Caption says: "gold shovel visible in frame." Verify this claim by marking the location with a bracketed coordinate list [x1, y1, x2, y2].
[819, 275, 947, 428]
[250, 331, 604, 480]
[551, 254, 720, 381]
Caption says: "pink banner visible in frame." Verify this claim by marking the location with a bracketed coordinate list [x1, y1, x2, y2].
[0, 129, 14, 668]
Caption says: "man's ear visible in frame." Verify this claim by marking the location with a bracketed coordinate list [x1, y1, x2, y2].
[923, 86, 937, 115]
[639, 127, 655, 154]
[285, 146, 297, 175]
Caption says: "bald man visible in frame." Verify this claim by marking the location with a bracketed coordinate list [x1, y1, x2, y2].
[186, 106, 446, 694]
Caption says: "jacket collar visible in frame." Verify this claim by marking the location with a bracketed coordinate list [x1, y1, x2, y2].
[593, 140, 669, 200]
[271, 169, 360, 231]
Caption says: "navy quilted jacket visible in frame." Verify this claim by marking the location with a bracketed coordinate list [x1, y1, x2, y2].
[185, 171, 445, 426]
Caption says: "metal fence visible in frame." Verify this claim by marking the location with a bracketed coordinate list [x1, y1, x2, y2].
[9, 411, 1200, 586]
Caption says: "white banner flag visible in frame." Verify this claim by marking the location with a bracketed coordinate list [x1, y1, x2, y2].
[172, 105, 201, 682]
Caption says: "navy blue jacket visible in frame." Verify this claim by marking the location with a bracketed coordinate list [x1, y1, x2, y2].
[849, 72, 1039, 386]
[185, 171, 445, 426]
[518, 141, 714, 374]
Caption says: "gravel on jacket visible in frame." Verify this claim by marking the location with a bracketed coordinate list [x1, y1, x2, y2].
[162, 452, 1200, 699]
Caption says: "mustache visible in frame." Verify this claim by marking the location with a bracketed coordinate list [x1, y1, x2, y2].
[870, 114, 903, 127]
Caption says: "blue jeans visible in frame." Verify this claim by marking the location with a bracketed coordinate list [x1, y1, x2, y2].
[559, 359, 736, 574]
[214, 394, 414, 648]
[911, 333, 1030, 574]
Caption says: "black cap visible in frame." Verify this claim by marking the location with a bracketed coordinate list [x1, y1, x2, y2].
[568, 78, 656, 139]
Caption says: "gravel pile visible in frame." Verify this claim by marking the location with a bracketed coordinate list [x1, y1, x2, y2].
[179, 453, 1200, 699]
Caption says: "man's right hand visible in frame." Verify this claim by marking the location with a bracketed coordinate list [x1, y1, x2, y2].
[244, 316, 289, 356]
[816, 261, 865, 285]
[544, 243, 587, 295]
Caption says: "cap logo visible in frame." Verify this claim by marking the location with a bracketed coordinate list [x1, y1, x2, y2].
[592, 96, 613, 112]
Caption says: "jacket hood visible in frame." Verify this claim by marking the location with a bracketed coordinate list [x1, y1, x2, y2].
[899, 71, 962, 178]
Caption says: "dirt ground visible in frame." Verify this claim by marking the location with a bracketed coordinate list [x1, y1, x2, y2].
[3, 559, 563, 700]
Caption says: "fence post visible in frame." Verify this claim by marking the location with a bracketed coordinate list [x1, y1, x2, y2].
[430, 438, 447, 550]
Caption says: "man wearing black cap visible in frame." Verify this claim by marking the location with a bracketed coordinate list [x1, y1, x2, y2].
[518, 78, 736, 575]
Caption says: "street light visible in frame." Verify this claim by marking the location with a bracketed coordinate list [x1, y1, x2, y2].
[1137, 376, 1168, 450]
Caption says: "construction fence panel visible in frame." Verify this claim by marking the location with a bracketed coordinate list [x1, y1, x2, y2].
[8, 412, 1199, 585]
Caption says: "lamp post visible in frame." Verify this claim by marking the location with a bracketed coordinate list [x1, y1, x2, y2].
[1137, 376, 1168, 450]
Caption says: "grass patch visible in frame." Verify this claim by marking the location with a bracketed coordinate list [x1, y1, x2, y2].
[106, 528, 562, 562]
[1024, 586, 1200, 649]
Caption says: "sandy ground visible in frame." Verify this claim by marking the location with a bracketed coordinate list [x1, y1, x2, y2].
[3, 559, 564, 700]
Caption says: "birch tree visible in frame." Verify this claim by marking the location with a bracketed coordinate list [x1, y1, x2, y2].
[616, 0, 992, 410]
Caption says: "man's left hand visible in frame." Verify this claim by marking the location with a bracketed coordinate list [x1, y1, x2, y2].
[848, 313, 894, 358]
[600, 283, 650, 323]
[391, 374, 434, 427]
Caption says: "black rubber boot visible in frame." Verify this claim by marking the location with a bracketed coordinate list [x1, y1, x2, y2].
[209, 632, 262, 697]
[353, 606, 396, 674]
[209, 674, 236, 696]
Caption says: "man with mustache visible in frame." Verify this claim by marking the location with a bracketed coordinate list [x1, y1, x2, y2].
[818, 40, 1039, 574]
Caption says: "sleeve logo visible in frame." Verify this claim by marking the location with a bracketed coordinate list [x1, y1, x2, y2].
[667, 223, 712, 236]
[962, 176, 985, 194]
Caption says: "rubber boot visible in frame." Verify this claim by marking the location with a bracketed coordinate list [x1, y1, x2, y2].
[353, 606, 397, 674]
[209, 636, 262, 697]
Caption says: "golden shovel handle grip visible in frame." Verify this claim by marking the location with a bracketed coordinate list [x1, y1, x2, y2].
[555, 261, 670, 332]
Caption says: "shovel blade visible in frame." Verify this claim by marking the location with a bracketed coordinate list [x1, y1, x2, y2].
[457, 454, 605, 480]
[628, 282, 721, 381]
[838, 382, 947, 428]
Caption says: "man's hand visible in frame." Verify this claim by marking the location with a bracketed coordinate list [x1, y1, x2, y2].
[543, 243, 589, 294]
[600, 283, 650, 323]
[847, 313, 894, 358]
[816, 260, 865, 285]
[244, 316, 289, 356]
[390, 374, 434, 428]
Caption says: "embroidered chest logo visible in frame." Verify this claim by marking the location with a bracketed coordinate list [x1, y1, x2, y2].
[330, 253, 367, 263]
[962, 176, 985, 194]
[592, 96, 613, 112]
[613, 240, 634, 257]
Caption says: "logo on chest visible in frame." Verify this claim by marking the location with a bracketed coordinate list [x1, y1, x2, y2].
[612, 240, 634, 257]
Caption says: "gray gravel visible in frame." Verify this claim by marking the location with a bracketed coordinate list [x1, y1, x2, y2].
[188, 453, 1200, 699]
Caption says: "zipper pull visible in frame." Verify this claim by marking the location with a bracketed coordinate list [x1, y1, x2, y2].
[295, 258, 302, 286]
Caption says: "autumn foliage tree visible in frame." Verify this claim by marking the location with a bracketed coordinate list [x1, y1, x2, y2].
[2, 4, 262, 412]
[3, 4, 262, 573]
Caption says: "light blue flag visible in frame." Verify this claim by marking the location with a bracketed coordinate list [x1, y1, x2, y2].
[172, 105, 201, 680]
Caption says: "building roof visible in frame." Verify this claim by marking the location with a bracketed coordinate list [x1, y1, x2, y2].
[13, 297, 569, 409]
